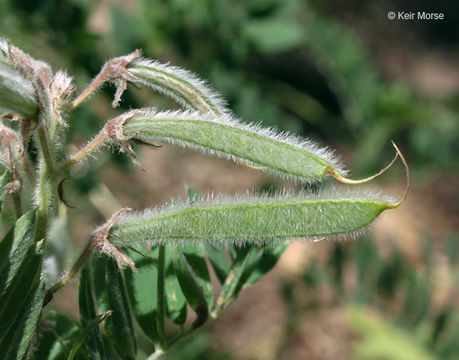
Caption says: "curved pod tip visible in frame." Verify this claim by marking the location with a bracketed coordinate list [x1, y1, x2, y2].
[329, 141, 409, 208]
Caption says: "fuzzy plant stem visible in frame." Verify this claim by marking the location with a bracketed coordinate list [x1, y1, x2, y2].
[61, 130, 109, 170]
[71, 70, 108, 109]
[43, 241, 92, 306]
[34, 126, 57, 242]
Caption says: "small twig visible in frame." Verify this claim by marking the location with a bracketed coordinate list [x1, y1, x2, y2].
[61, 129, 109, 170]
[43, 240, 92, 306]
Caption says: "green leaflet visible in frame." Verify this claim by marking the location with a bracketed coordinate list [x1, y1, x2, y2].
[92, 256, 109, 315]
[214, 246, 263, 316]
[124, 246, 161, 345]
[0, 239, 43, 344]
[171, 246, 209, 329]
[128, 59, 227, 116]
[123, 110, 346, 183]
[69, 311, 112, 360]
[0, 210, 36, 294]
[110, 193, 397, 245]
[243, 241, 289, 286]
[1, 279, 45, 360]
[181, 243, 213, 309]
[204, 244, 231, 284]
[34, 312, 83, 360]
[105, 259, 137, 360]
[156, 246, 166, 348]
[0, 212, 43, 358]
[0, 51, 38, 119]
[164, 247, 187, 326]
[79, 262, 107, 360]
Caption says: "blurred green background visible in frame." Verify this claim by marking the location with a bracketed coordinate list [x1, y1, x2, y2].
[1, 0, 458, 359]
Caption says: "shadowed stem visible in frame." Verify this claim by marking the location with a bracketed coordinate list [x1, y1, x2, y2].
[61, 129, 109, 170]
[71, 70, 108, 108]
[37, 126, 55, 175]
[34, 125, 56, 242]
[43, 241, 92, 306]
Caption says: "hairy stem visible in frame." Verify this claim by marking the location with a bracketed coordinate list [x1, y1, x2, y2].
[61, 129, 109, 170]
[43, 241, 92, 306]
[34, 126, 57, 242]
[71, 70, 108, 108]
[37, 126, 55, 174]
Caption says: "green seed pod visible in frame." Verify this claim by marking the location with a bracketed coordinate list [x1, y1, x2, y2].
[109, 191, 399, 247]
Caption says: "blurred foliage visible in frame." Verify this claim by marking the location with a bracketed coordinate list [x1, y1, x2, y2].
[276, 234, 459, 359]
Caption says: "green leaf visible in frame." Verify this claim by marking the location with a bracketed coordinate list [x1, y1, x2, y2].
[164, 247, 187, 326]
[123, 109, 347, 183]
[1, 278, 45, 359]
[91, 256, 109, 315]
[244, 242, 288, 286]
[79, 262, 107, 360]
[35, 311, 83, 360]
[186, 186, 201, 203]
[204, 244, 231, 284]
[111, 192, 398, 245]
[105, 259, 137, 360]
[0, 42, 39, 119]
[214, 246, 263, 316]
[181, 243, 213, 309]
[0, 239, 43, 345]
[0, 210, 36, 294]
[124, 246, 161, 344]
[171, 246, 209, 329]
[69, 311, 112, 360]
